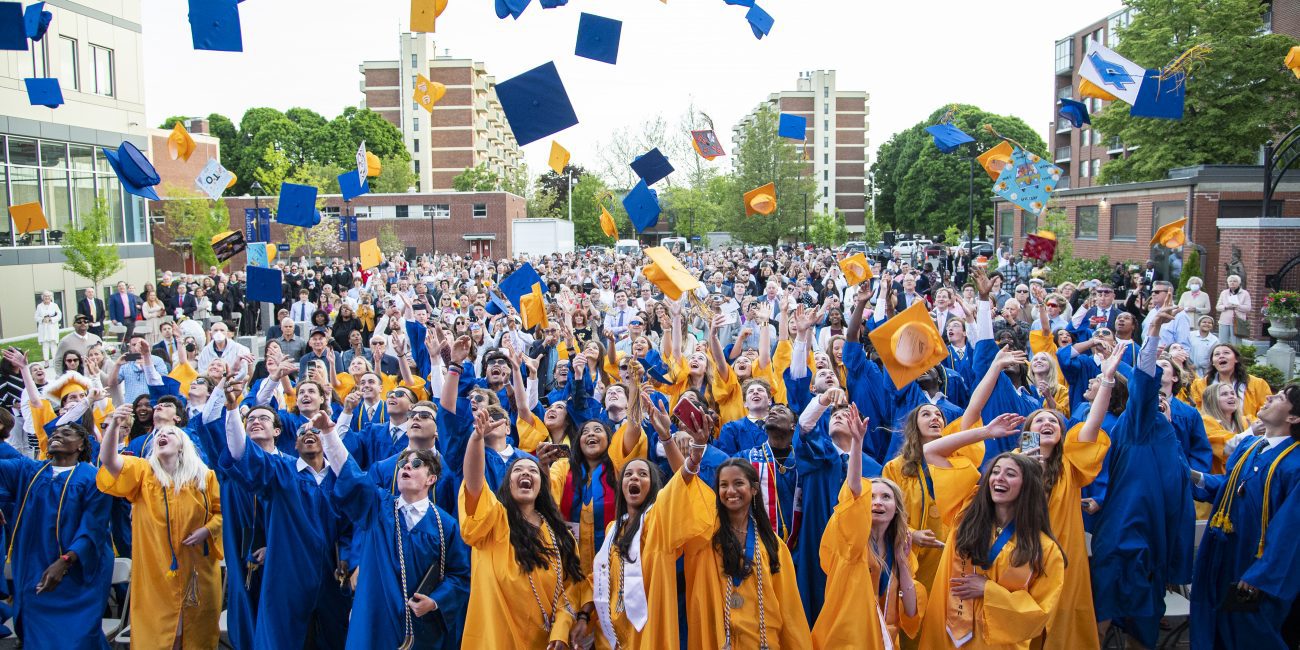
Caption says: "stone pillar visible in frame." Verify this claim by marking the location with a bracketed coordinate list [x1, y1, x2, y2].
[1215, 219, 1300, 343]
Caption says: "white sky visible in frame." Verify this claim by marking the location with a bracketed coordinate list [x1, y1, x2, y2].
[142, 0, 1123, 179]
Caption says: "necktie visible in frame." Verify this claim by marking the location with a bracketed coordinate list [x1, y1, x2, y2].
[617, 311, 624, 327]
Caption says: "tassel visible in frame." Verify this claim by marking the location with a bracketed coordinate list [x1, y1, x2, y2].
[1160, 43, 1213, 86]
[166, 569, 178, 579]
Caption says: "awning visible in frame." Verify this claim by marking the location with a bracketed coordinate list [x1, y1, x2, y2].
[462, 233, 497, 240]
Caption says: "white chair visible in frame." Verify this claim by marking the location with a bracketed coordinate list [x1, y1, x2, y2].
[1160, 589, 1192, 649]
[101, 557, 132, 646]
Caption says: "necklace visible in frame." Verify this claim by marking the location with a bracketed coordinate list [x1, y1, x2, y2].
[527, 520, 575, 631]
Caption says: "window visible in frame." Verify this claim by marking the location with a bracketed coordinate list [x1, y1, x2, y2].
[413, 139, 419, 152]
[1054, 39, 1073, 74]
[823, 153, 828, 164]
[823, 186, 828, 198]
[321, 206, 341, 218]
[998, 208, 1014, 244]
[823, 137, 828, 148]
[472, 203, 487, 218]
[1111, 204, 1137, 240]
[58, 37, 78, 90]
[1076, 205, 1099, 238]
[1091, 159, 1101, 177]
[425, 204, 450, 219]
[823, 87, 829, 98]
[823, 170, 828, 181]
[1219, 200, 1282, 218]
[411, 53, 417, 68]
[413, 117, 419, 131]
[823, 104, 828, 114]
[1154, 201, 1184, 230]
[90, 45, 113, 96]
[413, 160, 419, 173]
[1108, 10, 1131, 47]
[1021, 210, 1037, 236]
[395, 205, 410, 219]
[1081, 160, 1090, 178]
[823, 120, 829, 130]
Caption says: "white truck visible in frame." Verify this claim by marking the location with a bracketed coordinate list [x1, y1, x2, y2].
[512, 218, 575, 257]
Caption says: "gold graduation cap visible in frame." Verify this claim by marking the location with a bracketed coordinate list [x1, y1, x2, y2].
[1150, 217, 1187, 249]
[597, 191, 618, 238]
[642, 246, 701, 300]
[521, 282, 549, 330]
[227, 171, 238, 188]
[838, 253, 873, 286]
[413, 74, 447, 113]
[977, 141, 1014, 181]
[1288, 45, 1300, 78]
[744, 182, 776, 216]
[360, 238, 383, 270]
[168, 122, 197, 162]
[8, 202, 48, 234]
[43, 372, 90, 401]
[411, 0, 448, 33]
[548, 141, 570, 175]
[868, 301, 950, 389]
[365, 152, 382, 178]
[1079, 79, 1118, 102]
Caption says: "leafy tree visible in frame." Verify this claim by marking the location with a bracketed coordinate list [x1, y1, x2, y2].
[806, 212, 850, 247]
[721, 106, 815, 247]
[570, 174, 619, 246]
[206, 113, 240, 169]
[537, 164, 588, 208]
[328, 107, 409, 163]
[376, 223, 403, 258]
[370, 156, 417, 193]
[662, 185, 728, 239]
[1094, 0, 1300, 184]
[252, 145, 294, 195]
[159, 115, 189, 129]
[943, 224, 962, 246]
[452, 164, 502, 191]
[62, 199, 124, 291]
[871, 104, 1044, 237]
[861, 209, 883, 245]
[1175, 248, 1200, 300]
[283, 221, 341, 259]
[502, 164, 530, 196]
[154, 185, 232, 269]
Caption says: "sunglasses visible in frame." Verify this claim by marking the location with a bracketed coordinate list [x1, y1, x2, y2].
[1094, 328, 1113, 337]
[487, 358, 509, 367]
[1094, 289, 1114, 294]
[469, 394, 488, 404]
[410, 410, 436, 421]
[402, 457, 429, 470]
[387, 389, 413, 400]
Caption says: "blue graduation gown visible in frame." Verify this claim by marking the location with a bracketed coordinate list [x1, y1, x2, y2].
[1089, 364, 1195, 648]
[1057, 347, 1101, 413]
[1070, 403, 1117, 533]
[199, 415, 262, 650]
[335, 457, 470, 650]
[974, 339, 1042, 463]
[716, 418, 766, 456]
[943, 343, 978, 396]
[0, 459, 111, 650]
[433, 398, 535, 514]
[1170, 397, 1213, 474]
[838, 341, 895, 462]
[1191, 436, 1300, 650]
[347, 422, 409, 471]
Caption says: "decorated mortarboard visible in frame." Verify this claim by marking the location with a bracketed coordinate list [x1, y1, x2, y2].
[838, 252, 873, 286]
[1078, 78, 1118, 102]
[868, 301, 950, 389]
[188, 0, 242, 52]
[338, 169, 369, 201]
[103, 141, 161, 200]
[743, 182, 776, 216]
[986, 125, 1061, 217]
[1021, 230, 1057, 262]
[355, 141, 368, 180]
[496, 62, 579, 147]
[496, 262, 549, 311]
[575, 12, 621, 65]
[246, 242, 271, 267]
[1150, 217, 1187, 249]
[925, 108, 974, 153]
[0, 2, 27, 50]
[8, 201, 47, 234]
[23, 2, 51, 41]
[211, 230, 246, 262]
[548, 141, 570, 175]
[1080, 40, 1144, 106]
[691, 130, 724, 160]
[1288, 45, 1300, 78]
[630, 148, 674, 186]
[1130, 69, 1185, 120]
[1057, 98, 1090, 128]
[275, 183, 320, 228]
[168, 122, 197, 161]
[977, 141, 1014, 181]
[745, 3, 773, 39]
[23, 77, 61, 108]
[195, 158, 233, 200]
[245, 265, 284, 304]
[365, 151, 381, 177]
[520, 282, 549, 330]
[43, 372, 90, 401]
[642, 246, 701, 300]
[777, 113, 806, 140]
[413, 74, 447, 113]
[410, 0, 447, 33]
[622, 180, 660, 232]
[495, 0, 530, 21]
[360, 238, 383, 269]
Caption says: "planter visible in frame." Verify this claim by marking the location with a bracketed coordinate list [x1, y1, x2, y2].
[1268, 315, 1298, 342]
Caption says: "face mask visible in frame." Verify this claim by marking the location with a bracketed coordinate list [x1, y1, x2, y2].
[212, 332, 226, 343]
[1188, 283, 1201, 291]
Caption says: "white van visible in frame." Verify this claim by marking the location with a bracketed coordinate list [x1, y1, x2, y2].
[661, 237, 691, 254]
[615, 239, 641, 257]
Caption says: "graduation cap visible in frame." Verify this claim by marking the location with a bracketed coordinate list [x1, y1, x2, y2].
[246, 242, 270, 267]
[355, 141, 369, 179]
[520, 282, 549, 330]
[23, 77, 61, 108]
[539, 0, 567, 6]
[575, 13, 621, 65]
[495, 0, 530, 21]
[723, 0, 754, 5]
[0, 2, 27, 50]
[548, 141, 569, 175]
[275, 183, 320, 228]
[8, 201, 47, 234]
[1129, 69, 1185, 120]
[777, 113, 806, 140]
[600, 206, 617, 238]
[744, 182, 776, 216]
[745, 3, 773, 39]
[338, 169, 369, 200]
[630, 148, 674, 186]
[413, 74, 447, 113]
[1080, 40, 1143, 105]
[43, 372, 90, 401]
[1288, 45, 1300, 78]
[168, 122, 197, 161]
[365, 151, 381, 177]
[211, 230, 246, 262]
[868, 301, 950, 390]
[410, 0, 447, 33]
[691, 130, 724, 160]
[495, 262, 549, 311]
[924, 123, 975, 154]
[23, 2, 51, 41]
[496, 62, 579, 147]
[1078, 79, 1117, 102]
[838, 252, 873, 286]
[1022, 231, 1057, 262]
[245, 266, 284, 304]
[103, 141, 161, 200]
[642, 246, 700, 300]
[1057, 98, 1090, 128]
[977, 141, 1014, 181]
[991, 146, 1061, 217]
[622, 180, 660, 232]
[360, 238, 383, 269]
[1150, 217, 1187, 249]
[188, 0, 243, 52]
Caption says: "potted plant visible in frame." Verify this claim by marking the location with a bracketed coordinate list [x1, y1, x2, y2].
[1263, 290, 1300, 341]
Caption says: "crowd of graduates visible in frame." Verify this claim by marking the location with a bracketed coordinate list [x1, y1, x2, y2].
[1, 244, 1297, 650]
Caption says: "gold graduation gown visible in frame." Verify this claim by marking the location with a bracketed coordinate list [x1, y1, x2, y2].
[1040, 424, 1108, 650]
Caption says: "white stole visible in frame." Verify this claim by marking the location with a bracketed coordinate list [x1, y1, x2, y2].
[593, 509, 650, 648]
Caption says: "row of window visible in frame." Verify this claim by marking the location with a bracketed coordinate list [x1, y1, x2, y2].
[29, 34, 115, 97]
[352, 203, 489, 219]
[1000, 200, 1182, 243]
[1080, 158, 1102, 178]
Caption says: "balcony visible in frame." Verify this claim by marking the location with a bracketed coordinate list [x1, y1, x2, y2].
[1056, 176, 1070, 190]
[1056, 119, 1072, 133]
[1055, 146, 1071, 163]
[1107, 137, 1124, 154]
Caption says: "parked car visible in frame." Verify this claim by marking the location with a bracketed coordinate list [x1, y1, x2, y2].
[841, 240, 868, 254]
[615, 239, 641, 257]
[892, 239, 932, 259]
[958, 240, 995, 258]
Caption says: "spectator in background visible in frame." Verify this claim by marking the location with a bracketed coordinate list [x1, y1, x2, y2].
[1216, 274, 1251, 345]
[107, 281, 141, 343]
[54, 314, 102, 374]
[271, 318, 306, 362]
[195, 321, 250, 375]
[34, 291, 63, 363]
[167, 281, 197, 320]
[1177, 275, 1212, 322]
[1189, 315, 1220, 376]
[76, 287, 106, 338]
[290, 289, 316, 324]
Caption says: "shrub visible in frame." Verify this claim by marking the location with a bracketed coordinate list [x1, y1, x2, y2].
[1248, 364, 1286, 391]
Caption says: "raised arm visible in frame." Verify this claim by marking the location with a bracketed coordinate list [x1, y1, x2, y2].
[844, 404, 869, 497]
[99, 404, 132, 478]
[462, 408, 498, 499]
[844, 284, 872, 343]
[755, 304, 773, 369]
[924, 413, 1024, 468]
[2, 349, 42, 409]
[441, 336, 470, 416]
[707, 314, 732, 383]
[962, 345, 1025, 430]
[1079, 345, 1122, 444]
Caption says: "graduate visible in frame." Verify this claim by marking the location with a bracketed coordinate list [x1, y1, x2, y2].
[1197, 381, 1249, 473]
[1190, 385, 1300, 650]
[322, 411, 472, 650]
[97, 407, 223, 650]
[813, 405, 926, 650]
[916, 414, 1066, 649]
[0, 423, 112, 650]
[458, 405, 586, 649]
[839, 288, 905, 465]
[1187, 343, 1274, 419]
[541, 418, 620, 577]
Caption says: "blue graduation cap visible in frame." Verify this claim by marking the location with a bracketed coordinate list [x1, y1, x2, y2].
[103, 141, 160, 200]
[575, 13, 621, 65]
[497, 62, 579, 147]
[622, 180, 660, 232]
[188, 0, 242, 52]
[777, 113, 806, 140]
[496, 262, 549, 311]
[24, 2, 51, 41]
[24, 77, 61, 108]
[1, 2, 28, 50]
[746, 4, 773, 39]
[245, 266, 284, 304]
[494, 0, 530, 20]
[1130, 70, 1185, 121]
[1057, 98, 1090, 128]
[924, 123, 975, 153]
[630, 148, 674, 186]
[723, 0, 754, 5]
[539, 0, 567, 7]
[338, 170, 369, 201]
[275, 183, 320, 228]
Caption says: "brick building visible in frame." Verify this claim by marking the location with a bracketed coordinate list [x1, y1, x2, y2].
[151, 190, 525, 273]
[994, 165, 1300, 338]
[733, 70, 870, 231]
[146, 117, 222, 194]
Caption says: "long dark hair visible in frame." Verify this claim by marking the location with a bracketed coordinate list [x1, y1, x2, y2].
[1025, 408, 1068, 494]
[570, 420, 618, 494]
[496, 457, 584, 581]
[613, 458, 663, 557]
[953, 453, 1062, 575]
[52, 423, 93, 463]
[1203, 343, 1249, 387]
[127, 394, 153, 442]
[712, 458, 781, 579]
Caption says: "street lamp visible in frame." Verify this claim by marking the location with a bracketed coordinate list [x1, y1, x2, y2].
[566, 168, 577, 221]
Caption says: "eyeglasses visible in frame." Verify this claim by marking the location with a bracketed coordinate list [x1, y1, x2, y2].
[246, 413, 275, 424]
[469, 394, 488, 404]
[387, 389, 413, 400]
[1016, 289, 1029, 293]
[402, 457, 428, 470]
[410, 410, 436, 421]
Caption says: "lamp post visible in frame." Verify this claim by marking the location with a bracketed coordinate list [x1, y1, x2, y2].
[567, 168, 575, 222]
[247, 180, 273, 335]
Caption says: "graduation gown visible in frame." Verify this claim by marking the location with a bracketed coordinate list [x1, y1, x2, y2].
[337, 457, 469, 650]
[717, 417, 767, 456]
[841, 341, 897, 463]
[95, 457, 222, 650]
[0, 459, 112, 650]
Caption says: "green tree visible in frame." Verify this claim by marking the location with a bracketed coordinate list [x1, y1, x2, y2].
[570, 174, 618, 246]
[871, 105, 1044, 237]
[661, 183, 729, 239]
[159, 115, 189, 129]
[861, 208, 883, 245]
[206, 113, 241, 170]
[806, 212, 850, 247]
[376, 223, 403, 258]
[251, 145, 294, 195]
[62, 199, 124, 291]
[154, 185, 232, 269]
[1094, 0, 1300, 184]
[1175, 248, 1200, 299]
[370, 156, 417, 193]
[452, 164, 502, 191]
[722, 106, 815, 247]
[943, 224, 962, 246]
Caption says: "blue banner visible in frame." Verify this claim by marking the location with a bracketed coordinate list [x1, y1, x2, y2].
[338, 215, 359, 242]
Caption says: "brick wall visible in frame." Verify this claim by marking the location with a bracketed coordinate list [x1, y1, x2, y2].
[148, 133, 222, 193]
[430, 129, 473, 148]
[779, 97, 814, 112]
[430, 67, 472, 85]
[365, 68, 399, 87]
[366, 89, 400, 109]
[1216, 226, 1300, 337]
[835, 97, 865, 112]
[1272, 0, 1300, 37]
[835, 129, 865, 145]
[835, 146, 862, 161]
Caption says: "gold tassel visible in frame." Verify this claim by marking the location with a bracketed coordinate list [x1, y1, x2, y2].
[1160, 43, 1213, 86]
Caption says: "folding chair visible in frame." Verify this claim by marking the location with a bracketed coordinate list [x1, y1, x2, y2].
[101, 557, 132, 647]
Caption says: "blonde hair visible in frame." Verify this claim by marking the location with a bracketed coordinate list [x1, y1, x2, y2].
[1201, 382, 1246, 434]
[146, 425, 210, 493]
[1032, 351, 1063, 392]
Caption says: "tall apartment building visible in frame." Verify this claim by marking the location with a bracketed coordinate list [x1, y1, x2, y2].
[0, 0, 156, 338]
[359, 33, 524, 192]
[732, 70, 870, 231]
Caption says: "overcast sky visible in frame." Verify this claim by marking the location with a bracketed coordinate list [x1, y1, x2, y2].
[142, 0, 1123, 179]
